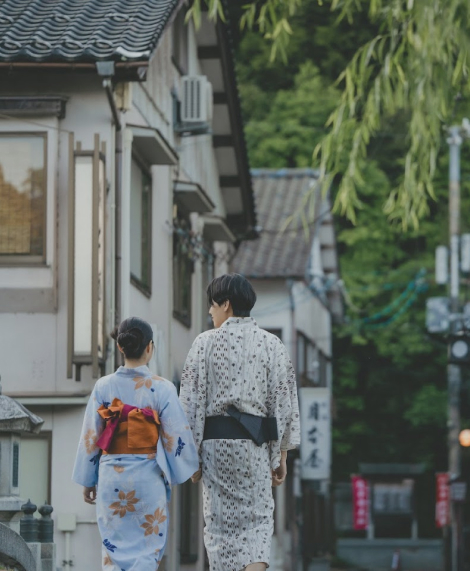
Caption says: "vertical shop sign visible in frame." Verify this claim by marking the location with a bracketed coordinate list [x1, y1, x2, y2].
[299, 387, 331, 480]
[435, 472, 450, 528]
[352, 475, 369, 530]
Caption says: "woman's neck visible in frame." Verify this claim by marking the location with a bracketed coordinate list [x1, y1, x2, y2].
[123, 358, 148, 369]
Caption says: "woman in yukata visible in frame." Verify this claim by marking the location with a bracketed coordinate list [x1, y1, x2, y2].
[180, 274, 301, 571]
[73, 317, 199, 571]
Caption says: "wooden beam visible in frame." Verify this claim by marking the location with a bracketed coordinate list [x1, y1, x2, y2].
[198, 45, 220, 59]
[213, 92, 227, 105]
[213, 135, 234, 148]
[220, 175, 240, 187]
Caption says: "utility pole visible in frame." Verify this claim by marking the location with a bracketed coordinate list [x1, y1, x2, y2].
[447, 124, 463, 571]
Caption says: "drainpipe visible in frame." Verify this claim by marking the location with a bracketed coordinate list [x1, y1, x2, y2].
[96, 63, 122, 368]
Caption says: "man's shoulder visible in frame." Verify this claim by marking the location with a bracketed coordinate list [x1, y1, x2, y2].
[194, 329, 217, 345]
[258, 328, 283, 344]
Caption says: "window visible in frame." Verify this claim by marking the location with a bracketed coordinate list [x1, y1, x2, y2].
[173, 214, 193, 327]
[172, 8, 188, 74]
[19, 433, 51, 505]
[297, 332, 328, 387]
[130, 157, 152, 293]
[0, 133, 46, 263]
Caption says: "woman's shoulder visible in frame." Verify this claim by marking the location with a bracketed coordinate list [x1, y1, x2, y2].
[94, 372, 116, 390]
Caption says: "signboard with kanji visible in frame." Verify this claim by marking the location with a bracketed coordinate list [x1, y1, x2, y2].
[373, 481, 413, 515]
[299, 387, 331, 480]
[435, 472, 450, 528]
[351, 475, 369, 530]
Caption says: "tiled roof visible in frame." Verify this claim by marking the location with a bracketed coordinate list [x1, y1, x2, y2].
[0, 0, 179, 63]
[232, 169, 321, 279]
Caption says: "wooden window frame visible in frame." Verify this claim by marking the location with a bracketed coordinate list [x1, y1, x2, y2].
[130, 152, 152, 296]
[19, 431, 52, 504]
[296, 331, 328, 387]
[0, 131, 47, 266]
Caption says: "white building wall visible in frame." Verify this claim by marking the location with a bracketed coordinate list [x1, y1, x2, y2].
[292, 281, 332, 357]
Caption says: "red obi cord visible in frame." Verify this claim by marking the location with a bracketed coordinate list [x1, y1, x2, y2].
[96, 398, 160, 452]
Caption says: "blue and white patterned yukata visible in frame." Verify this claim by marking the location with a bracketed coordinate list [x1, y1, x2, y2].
[72, 365, 199, 571]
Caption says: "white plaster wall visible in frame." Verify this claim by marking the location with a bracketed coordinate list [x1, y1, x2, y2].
[250, 279, 294, 356]
[292, 281, 332, 357]
[0, 314, 58, 393]
[52, 407, 102, 571]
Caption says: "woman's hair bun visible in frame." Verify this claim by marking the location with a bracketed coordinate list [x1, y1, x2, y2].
[111, 317, 152, 360]
[117, 329, 142, 352]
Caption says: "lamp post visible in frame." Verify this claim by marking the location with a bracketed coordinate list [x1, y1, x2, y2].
[426, 119, 470, 571]
[446, 119, 470, 571]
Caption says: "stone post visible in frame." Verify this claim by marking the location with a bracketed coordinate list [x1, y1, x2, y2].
[20, 499, 38, 542]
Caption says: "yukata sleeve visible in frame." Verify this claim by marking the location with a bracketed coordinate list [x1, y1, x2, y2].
[72, 385, 105, 487]
[179, 335, 207, 461]
[267, 339, 301, 470]
[156, 382, 200, 485]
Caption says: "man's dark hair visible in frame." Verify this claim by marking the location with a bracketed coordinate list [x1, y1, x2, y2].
[206, 274, 256, 317]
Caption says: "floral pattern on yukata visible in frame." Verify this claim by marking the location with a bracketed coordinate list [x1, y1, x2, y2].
[109, 490, 140, 518]
[141, 507, 167, 536]
[72, 365, 199, 571]
[180, 317, 300, 571]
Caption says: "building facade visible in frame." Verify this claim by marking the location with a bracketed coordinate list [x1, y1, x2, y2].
[0, 2, 256, 570]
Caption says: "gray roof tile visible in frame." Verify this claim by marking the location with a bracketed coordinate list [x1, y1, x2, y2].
[0, 0, 179, 62]
[232, 169, 320, 279]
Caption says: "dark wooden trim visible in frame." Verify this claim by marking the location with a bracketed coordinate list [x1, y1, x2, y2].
[220, 175, 240, 187]
[67, 133, 75, 379]
[173, 309, 191, 329]
[213, 92, 228, 105]
[198, 45, 220, 59]
[215, 15, 257, 234]
[213, 135, 233, 148]
[91, 133, 100, 379]
[131, 274, 152, 298]
[0, 96, 67, 119]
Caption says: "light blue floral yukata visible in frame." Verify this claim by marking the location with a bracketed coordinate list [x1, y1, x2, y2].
[72, 365, 199, 571]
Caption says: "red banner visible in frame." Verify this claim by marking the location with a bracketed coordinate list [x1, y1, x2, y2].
[351, 475, 369, 530]
[435, 472, 450, 528]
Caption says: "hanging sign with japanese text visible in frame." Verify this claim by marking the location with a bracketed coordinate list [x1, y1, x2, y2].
[299, 387, 331, 480]
[435, 472, 450, 528]
[351, 475, 369, 530]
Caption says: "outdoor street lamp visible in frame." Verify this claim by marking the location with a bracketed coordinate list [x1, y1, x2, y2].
[459, 429, 470, 447]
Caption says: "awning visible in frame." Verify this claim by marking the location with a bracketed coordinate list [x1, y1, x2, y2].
[201, 215, 236, 242]
[129, 125, 178, 166]
[174, 180, 215, 214]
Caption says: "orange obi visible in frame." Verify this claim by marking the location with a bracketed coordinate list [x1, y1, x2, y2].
[96, 398, 160, 455]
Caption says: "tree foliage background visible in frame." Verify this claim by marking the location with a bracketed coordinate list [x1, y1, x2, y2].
[224, 0, 470, 536]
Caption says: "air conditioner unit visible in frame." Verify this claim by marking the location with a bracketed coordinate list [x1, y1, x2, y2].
[181, 75, 213, 123]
